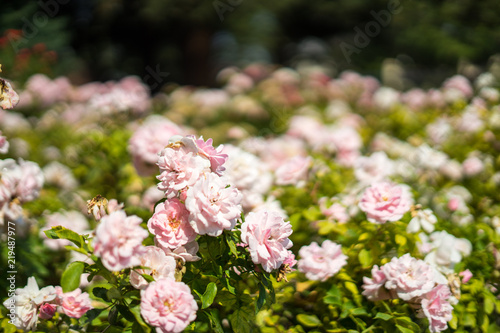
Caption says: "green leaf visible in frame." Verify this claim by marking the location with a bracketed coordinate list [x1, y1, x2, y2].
[374, 312, 393, 321]
[129, 305, 152, 333]
[44, 226, 84, 248]
[229, 306, 255, 333]
[202, 309, 224, 333]
[61, 261, 84, 292]
[344, 281, 359, 295]
[256, 283, 267, 312]
[82, 308, 104, 325]
[92, 286, 111, 301]
[358, 249, 372, 267]
[202, 282, 218, 309]
[117, 304, 135, 322]
[297, 314, 321, 327]
[324, 285, 342, 306]
[395, 325, 414, 333]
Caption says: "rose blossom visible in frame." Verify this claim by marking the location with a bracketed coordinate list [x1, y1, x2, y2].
[38, 303, 57, 319]
[297, 240, 347, 281]
[16, 159, 44, 202]
[459, 269, 473, 283]
[240, 210, 293, 272]
[148, 198, 196, 249]
[157, 139, 211, 198]
[319, 198, 349, 223]
[462, 155, 484, 176]
[93, 210, 148, 271]
[423, 230, 472, 273]
[185, 173, 242, 236]
[382, 254, 439, 301]
[191, 135, 228, 175]
[354, 152, 394, 184]
[417, 284, 454, 333]
[275, 155, 312, 186]
[140, 278, 198, 333]
[159, 241, 201, 263]
[362, 265, 393, 301]
[55, 286, 93, 318]
[358, 182, 413, 224]
[130, 246, 176, 290]
[2, 277, 56, 331]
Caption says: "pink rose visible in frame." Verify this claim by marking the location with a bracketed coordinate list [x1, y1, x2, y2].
[185, 173, 242, 236]
[190, 135, 228, 176]
[362, 265, 393, 301]
[16, 159, 44, 202]
[240, 210, 293, 272]
[140, 278, 197, 333]
[462, 156, 484, 176]
[418, 284, 454, 333]
[157, 144, 211, 199]
[358, 182, 413, 224]
[382, 254, 437, 301]
[297, 240, 347, 281]
[130, 246, 176, 290]
[128, 116, 183, 175]
[275, 156, 312, 186]
[38, 303, 57, 319]
[148, 198, 196, 250]
[354, 152, 394, 184]
[459, 269, 473, 283]
[93, 210, 149, 271]
[55, 286, 93, 318]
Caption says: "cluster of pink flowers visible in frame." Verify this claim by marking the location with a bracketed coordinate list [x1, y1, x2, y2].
[3, 277, 92, 331]
[155, 135, 242, 239]
[297, 240, 347, 281]
[358, 181, 413, 224]
[362, 254, 467, 332]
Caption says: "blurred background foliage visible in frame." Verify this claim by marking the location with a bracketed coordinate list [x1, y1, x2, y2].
[1, 0, 500, 89]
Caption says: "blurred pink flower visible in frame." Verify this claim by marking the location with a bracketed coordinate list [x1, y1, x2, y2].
[140, 278, 197, 333]
[459, 269, 473, 283]
[442, 75, 473, 101]
[93, 210, 148, 271]
[25, 74, 72, 106]
[354, 152, 394, 184]
[185, 173, 242, 236]
[275, 155, 311, 186]
[40, 210, 90, 250]
[240, 210, 293, 272]
[382, 254, 437, 301]
[129, 246, 176, 290]
[16, 159, 44, 202]
[129, 116, 183, 176]
[158, 241, 200, 263]
[0, 131, 9, 153]
[297, 240, 347, 281]
[319, 198, 349, 223]
[55, 286, 93, 319]
[462, 156, 484, 176]
[358, 182, 413, 224]
[418, 284, 454, 333]
[148, 198, 196, 249]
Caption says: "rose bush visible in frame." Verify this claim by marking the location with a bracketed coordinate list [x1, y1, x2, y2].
[1, 62, 500, 333]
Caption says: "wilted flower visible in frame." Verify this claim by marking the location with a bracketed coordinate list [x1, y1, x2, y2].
[0, 77, 20, 109]
[297, 240, 347, 281]
[87, 195, 108, 221]
[140, 278, 198, 333]
[240, 210, 293, 272]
